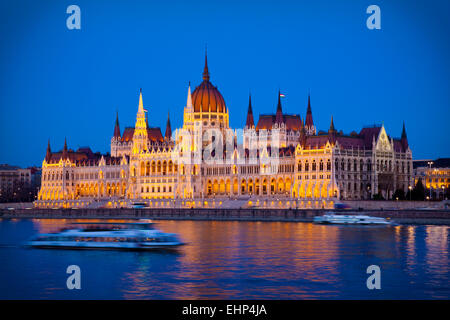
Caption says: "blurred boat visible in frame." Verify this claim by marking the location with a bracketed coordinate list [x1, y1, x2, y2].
[314, 213, 393, 225]
[27, 221, 185, 250]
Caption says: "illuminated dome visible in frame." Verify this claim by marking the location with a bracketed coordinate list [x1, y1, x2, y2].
[191, 54, 227, 113]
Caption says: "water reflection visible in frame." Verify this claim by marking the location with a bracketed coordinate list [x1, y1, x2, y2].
[0, 219, 448, 299]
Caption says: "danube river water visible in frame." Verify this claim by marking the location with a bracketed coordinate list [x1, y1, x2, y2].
[0, 218, 448, 299]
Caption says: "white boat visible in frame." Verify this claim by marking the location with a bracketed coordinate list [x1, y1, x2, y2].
[27, 222, 185, 250]
[313, 213, 393, 225]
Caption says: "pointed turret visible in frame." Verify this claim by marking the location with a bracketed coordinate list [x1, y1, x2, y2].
[45, 139, 52, 162]
[133, 88, 148, 154]
[401, 121, 409, 151]
[186, 81, 193, 109]
[138, 88, 144, 114]
[401, 121, 407, 139]
[275, 90, 283, 125]
[182, 82, 195, 129]
[305, 93, 316, 135]
[329, 115, 336, 132]
[328, 115, 337, 143]
[245, 93, 255, 128]
[202, 48, 210, 81]
[165, 111, 172, 140]
[62, 137, 68, 160]
[305, 94, 313, 126]
[113, 111, 121, 138]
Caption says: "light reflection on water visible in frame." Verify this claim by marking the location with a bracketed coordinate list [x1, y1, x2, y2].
[0, 218, 448, 299]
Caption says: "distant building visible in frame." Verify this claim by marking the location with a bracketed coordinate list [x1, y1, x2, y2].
[0, 165, 41, 202]
[413, 158, 450, 200]
[36, 53, 413, 208]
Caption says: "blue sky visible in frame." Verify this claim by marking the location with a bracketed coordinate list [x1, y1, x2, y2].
[0, 0, 449, 167]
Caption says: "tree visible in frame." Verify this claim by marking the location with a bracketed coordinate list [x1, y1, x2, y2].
[411, 178, 425, 201]
[373, 193, 384, 200]
[392, 189, 405, 200]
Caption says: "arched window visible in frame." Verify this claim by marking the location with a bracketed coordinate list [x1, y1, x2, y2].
[312, 160, 317, 171]
[157, 161, 161, 173]
[162, 161, 167, 175]
[145, 162, 150, 176]
[305, 161, 309, 172]
[140, 162, 145, 176]
[319, 160, 324, 171]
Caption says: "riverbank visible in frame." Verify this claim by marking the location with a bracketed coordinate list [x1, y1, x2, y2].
[1, 207, 449, 225]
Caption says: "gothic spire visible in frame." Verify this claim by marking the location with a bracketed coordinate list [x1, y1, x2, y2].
[246, 93, 255, 128]
[202, 47, 210, 81]
[329, 115, 336, 132]
[113, 111, 121, 138]
[186, 81, 193, 109]
[62, 137, 68, 160]
[165, 111, 172, 140]
[305, 93, 313, 128]
[138, 88, 144, 113]
[45, 139, 52, 162]
[401, 121, 408, 151]
[275, 90, 283, 125]
[328, 115, 337, 144]
[401, 121, 407, 139]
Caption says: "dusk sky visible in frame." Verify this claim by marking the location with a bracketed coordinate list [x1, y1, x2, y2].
[0, 0, 449, 167]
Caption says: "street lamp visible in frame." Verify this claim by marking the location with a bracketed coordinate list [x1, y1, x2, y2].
[408, 185, 412, 201]
[427, 161, 433, 200]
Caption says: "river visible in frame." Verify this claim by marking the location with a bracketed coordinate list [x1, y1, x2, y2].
[0, 218, 448, 299]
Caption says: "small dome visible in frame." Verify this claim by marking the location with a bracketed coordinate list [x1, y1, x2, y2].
[191, 52, 227, 113]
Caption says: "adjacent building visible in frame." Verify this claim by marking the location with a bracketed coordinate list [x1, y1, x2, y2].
[414, 158, 450, 200]
[0, 164, 41, 202]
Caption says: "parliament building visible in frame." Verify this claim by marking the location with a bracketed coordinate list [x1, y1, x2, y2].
[36, 54, 414, 209]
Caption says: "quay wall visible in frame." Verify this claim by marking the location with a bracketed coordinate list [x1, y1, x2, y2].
[1, 207, 449, 225]
[1, 200, 448, 210]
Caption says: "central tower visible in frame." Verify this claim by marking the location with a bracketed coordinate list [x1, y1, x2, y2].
[190, 51, 230, 130]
